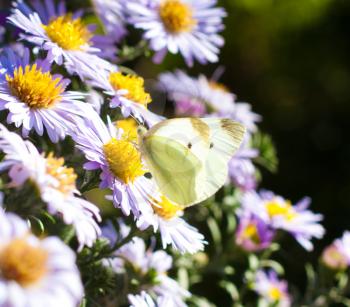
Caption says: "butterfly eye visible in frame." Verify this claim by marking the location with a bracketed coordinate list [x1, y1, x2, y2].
[145, 172, 153, 179]
[210, 142, 214, 149]
[187, 142, 192, 149]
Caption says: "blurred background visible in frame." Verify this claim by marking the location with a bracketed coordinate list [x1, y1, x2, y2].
[1, 0, 350, 303]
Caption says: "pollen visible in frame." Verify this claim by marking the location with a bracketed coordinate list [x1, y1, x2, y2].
[268, 286, 283, 301]
[243, 223, 260, 244]
[209, 81, 230, 93]
[116, 118, 139, 142]
[109, 72, 152, 107]
[6, 64, 64, 109]
[44, 14, 92, 50]
[103, 138, 146, 184]
[266, 199, 297, 221]
[152, 195, 183, 220]
[159, 0, 196, 33]
[45, 153, 77, 195]
[0, 238, 48, 287]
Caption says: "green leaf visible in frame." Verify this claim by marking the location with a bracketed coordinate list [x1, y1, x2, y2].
[252, 131, 279, 173]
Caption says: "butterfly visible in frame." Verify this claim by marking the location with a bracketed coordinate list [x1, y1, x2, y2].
[138, 118, 246, 207]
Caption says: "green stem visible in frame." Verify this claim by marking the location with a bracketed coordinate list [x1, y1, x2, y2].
[112, 226, 142, 251]
[118, 40, 149, 64]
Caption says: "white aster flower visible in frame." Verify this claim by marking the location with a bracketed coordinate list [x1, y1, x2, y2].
[102, 223, 190, 306]
[126, 0, 226, 66]
[137, 195, 206, 254]
[254, 270, 291, 307]
[128, 292, 178, 307]
[0, 125, 101, 250]
[0, 208, 83, 307]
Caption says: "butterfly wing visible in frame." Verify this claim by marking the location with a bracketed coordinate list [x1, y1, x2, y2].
[141, 134, 203, 205]
[191, 118, 246, 206]
[140, 118, 245, 207]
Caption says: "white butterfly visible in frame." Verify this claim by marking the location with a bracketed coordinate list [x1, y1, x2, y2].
[138, 118, 246, 207]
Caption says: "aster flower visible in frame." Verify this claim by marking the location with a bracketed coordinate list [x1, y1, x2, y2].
[242, 190, 325, 251]
[129, 292, 157, 307]
[159, 70, 235, 117]
[0, 47, 94, 142]
[0, 125, 101, 250]
[102, 223, 190, 306]
[254, 270, 291, 307]
[8, 0, 113, 79]
[72, 113, 160, 217]
[0, 208, 83, 307]
[128, 292, 177, 307]
[136, 195, 206, 254]
[228, 147, 258, 192]
[322, 231, 350, 270]
[92, 0, 127, 43]
[85, 67, 163, 126]
[126, 0, 226, 66]
[235, 213, 275, 252]
[158, 70, 261, 134]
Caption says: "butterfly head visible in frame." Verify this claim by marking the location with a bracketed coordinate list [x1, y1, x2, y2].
[137, 125, 148, 138]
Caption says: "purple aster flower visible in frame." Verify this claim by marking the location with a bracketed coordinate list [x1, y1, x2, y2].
[322, 231, 350, 270]
[72, 113, 160, 217]
[228, 147, 258, 191]
[125, 0, 226, 66]
[0, 208, 83, 307]
[92, 0, 127, 43]
[0, 125, 101, 250]
[321, 243, 349, 271]
[242, 190, 325, 251]
[86, 67, 164, 126]
[0, 47, 95, 142]
[102, 222, 190, 306]
[8, 0, 113, 79]
[236, 213, 275, 252]
[158, 70, 261, 136]
[254, 270, 291, 307]
[159, 70, 235, 117]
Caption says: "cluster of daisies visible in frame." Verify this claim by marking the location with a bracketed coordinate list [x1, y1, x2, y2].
[0, 0, 344, 307]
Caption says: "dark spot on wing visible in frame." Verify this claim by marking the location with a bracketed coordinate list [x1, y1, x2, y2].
[210, 142, 214, 149]
[187, 142, 192, 149]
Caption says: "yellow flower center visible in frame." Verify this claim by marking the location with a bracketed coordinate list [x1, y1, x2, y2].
[103, 138, 145, 184]
[43, 14, 92, 50]
[46, 153, 77, 195]
[109, 72, 152, 107]
[268, 286, 283, 301]
[159, 0, 196, 33]
[266, 199, 297, 221]
[242, 223, 260, 244]
[0, 238, 48, 287]
[152, 195, 183, 220]
[116, 118, 139, 143]
[6, 64, 64, 109]
[209, 81, 230, 93]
